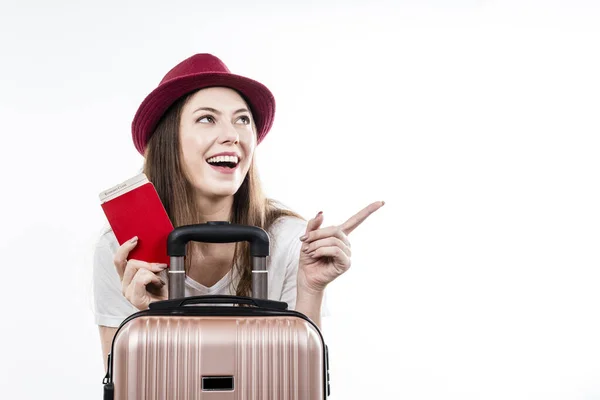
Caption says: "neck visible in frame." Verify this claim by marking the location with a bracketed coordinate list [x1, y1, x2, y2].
[195, 194, 235, 223]
[189, 192, 236, 263]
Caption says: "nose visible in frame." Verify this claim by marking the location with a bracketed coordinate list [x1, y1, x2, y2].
[218, 123, 240, 145]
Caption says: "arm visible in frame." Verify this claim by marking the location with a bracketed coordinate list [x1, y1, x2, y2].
[92, 231, 151, 368]
[275, 217, 327, 329]
[294, 202, 385, 329]
[294, 283, 324, 329]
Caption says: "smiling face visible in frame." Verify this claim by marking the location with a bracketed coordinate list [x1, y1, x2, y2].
[178, 87, 257, 200]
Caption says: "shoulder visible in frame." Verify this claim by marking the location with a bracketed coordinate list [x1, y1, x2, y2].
[92, 224, 121, 287]
[266, 216, 307, 262]
[94, 223, 119, 256]
[268, 216, 307, 244]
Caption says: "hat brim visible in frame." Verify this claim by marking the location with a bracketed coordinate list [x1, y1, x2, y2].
[132, 72, 275, 155]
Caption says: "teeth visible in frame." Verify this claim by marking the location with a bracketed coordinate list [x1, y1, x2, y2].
[207, 155, 239, 164]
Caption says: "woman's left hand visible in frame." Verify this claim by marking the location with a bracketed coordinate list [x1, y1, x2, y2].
[297, 201, 385, 295]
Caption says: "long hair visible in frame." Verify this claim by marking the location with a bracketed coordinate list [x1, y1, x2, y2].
[142, 90, 303, 297]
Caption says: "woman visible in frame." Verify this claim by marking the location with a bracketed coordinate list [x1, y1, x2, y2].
[92, 53, 384, 366]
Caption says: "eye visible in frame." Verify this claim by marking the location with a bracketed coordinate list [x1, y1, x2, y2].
[196, 115, 215, 124]
[235, 115, 251, 125]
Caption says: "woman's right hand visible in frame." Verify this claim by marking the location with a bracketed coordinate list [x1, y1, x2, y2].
[114, 236, 168, 310]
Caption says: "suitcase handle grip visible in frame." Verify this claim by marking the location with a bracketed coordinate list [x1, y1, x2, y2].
[167, 222, 270, 257]
[149, 295, 288, 310]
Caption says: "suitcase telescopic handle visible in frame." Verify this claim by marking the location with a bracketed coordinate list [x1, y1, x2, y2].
[167, 222, 270, 257]
[149, 295, 288, 310]
[166, 222, 270, 301]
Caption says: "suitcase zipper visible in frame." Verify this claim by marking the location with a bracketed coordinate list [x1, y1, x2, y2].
[102, 353, 111, 384]
[103, 353, 114, 399]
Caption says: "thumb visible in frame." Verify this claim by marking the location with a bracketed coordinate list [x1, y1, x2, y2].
[301, 211, 323, 240]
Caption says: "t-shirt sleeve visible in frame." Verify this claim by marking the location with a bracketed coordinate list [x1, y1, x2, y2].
[92, 230, 139, 327]
[276, 217, 331, 318]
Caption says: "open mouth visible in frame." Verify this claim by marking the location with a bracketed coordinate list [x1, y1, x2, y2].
[206, 155, 240, 171]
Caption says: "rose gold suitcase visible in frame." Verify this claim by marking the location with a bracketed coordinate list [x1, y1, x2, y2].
[102, 222, 330, 399]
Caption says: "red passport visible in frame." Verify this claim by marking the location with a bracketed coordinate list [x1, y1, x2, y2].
[99, 173, 174, 266]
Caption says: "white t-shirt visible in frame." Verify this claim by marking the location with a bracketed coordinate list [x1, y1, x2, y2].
[92, 216, 329, 328]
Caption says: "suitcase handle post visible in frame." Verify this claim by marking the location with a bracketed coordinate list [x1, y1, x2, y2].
[166, 222, 270, 300]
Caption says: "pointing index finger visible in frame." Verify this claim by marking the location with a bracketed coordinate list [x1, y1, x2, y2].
[340, 201, 385, 235]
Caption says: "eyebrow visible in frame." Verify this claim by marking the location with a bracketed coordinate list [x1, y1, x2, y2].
[192, 107, 250, 115]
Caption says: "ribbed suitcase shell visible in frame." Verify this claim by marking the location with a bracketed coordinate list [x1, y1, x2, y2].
[110, 313, 327, 399]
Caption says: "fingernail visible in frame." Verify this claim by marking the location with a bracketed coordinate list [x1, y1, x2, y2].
[158, 263, 168, 269]
[299, 235, 308, 241]
[302, 245, 310, 253]
[130, 236, 138, 243]
[381, 201, 385, 206]
[316, 211, 323, 217]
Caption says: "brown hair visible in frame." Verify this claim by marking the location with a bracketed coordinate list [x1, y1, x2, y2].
[142, 90, 303, 297]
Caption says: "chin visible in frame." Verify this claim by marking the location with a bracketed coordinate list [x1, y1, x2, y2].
[193, 180, 243, 199]
[212, 186, 241, 198]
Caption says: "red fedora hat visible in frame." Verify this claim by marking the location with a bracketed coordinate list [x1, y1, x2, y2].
[131, 53, 276, 155]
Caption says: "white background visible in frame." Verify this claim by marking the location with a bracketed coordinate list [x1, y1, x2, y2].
[1, 0, 599, 399]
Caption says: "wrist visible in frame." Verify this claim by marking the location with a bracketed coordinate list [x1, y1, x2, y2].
[295, 282, 324, 329]
[297, 283, 325, 300]
[295, 285, 322, 308]
[296, 270, 326, 298]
